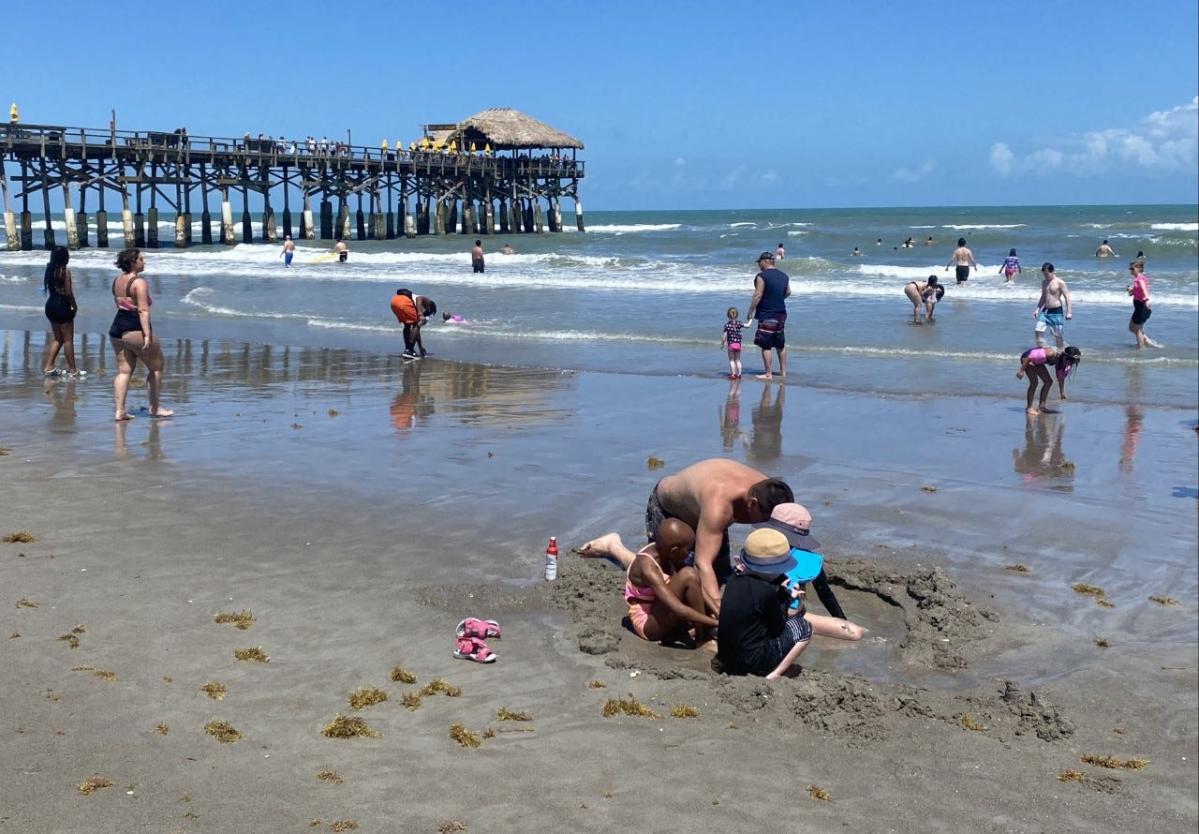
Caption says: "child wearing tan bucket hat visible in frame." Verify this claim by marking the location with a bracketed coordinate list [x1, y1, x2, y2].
[717, 528, 867, 678]
[716, 528, 814, 679]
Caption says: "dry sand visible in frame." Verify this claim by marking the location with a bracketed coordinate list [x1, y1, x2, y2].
[1, 334, 1196, 833]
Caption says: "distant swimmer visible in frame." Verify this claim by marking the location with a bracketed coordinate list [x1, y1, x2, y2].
[875, 238, 882, 246]
[1000, 248, 1022, 282]
[1134, 250, 1145, 261]
[442, 311, 467, 324]
[924, 236, 935, 246]
[851, 247, 862, 257]
[1017, 345, 1082, 415]
[903, 275, 943, 323]
[279, 235, 295, 268]
[332, 240, 348, 263]
[471, 239, 485, 273]
[945, 237, 977, 284]
[1096, 240, 1118, 258]
[775, 242, 785, 261]
[500, 243, 515, 255]
[1033, 263, 1072, 348]
[902, 236, 915, 249]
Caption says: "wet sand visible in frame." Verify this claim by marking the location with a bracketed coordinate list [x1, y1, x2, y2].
[1, 330, 1196, 832]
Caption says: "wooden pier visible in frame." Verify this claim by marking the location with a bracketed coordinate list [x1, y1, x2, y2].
[0, 108, 585, 251]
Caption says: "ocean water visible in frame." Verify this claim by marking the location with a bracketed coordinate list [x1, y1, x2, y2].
[1, 205, 1195, 408]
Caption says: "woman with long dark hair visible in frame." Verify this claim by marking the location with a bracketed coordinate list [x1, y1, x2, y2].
[109, 248, 173, 421]
[42, 246, 82, 377]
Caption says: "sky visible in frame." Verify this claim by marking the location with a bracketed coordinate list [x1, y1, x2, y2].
[3, 0, 1197, 211]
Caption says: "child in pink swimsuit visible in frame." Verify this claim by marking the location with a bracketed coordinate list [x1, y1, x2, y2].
[623, 518, 718, 643]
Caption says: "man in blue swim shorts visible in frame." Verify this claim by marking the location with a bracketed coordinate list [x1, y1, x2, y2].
[745, 251, 791, 381]
[1033, 262, 1072, 348]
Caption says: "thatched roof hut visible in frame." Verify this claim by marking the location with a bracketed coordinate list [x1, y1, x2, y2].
[448, 108, 584, 151]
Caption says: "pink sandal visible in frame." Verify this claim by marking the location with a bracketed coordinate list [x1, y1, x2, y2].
[453, 636, 497, 664]
[456, 617, 501, 640]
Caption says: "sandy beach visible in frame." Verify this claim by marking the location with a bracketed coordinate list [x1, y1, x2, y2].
[2, 329, 1196, 833]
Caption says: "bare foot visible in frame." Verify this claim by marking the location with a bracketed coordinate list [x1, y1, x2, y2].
[575, 532, 623, 559]
[114, 413, 135, 422]
[150, 408, 175, 418]
[1026, 408, 1040, 416]
[755, 374, 773, 381]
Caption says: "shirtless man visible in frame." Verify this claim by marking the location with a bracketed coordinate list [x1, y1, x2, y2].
[471, 240, 485, 273]
[500, 243, 515, 255]
[1095, 239, 1118, 258]
[1033, 262, 1072, 348]
[641, 458, 793, 614]
[945, 237, 978, 284]
[279, 235, 295, 267]
[332, 240, 348, 263]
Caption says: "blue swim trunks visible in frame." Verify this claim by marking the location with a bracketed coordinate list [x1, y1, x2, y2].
[1036, 308, 1065, 339]
[284, 251, 294, 266]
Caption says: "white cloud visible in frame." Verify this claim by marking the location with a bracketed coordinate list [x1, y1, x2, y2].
[890, 160, 937, 183]
[720, 164, 747, 191]
[760, 170, 778, 183]
[990, 96, 1199, 176]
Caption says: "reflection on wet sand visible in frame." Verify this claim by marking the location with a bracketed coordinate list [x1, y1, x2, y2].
[114, 417, 167, 461]
[1120, 405, 1144, 474]
[748, 383, 785, 465]
[43, 378, 78, 429]
[719, 377, 745, 451]
[391, 362, 434, 433]
[1012, 413, 1075, 491]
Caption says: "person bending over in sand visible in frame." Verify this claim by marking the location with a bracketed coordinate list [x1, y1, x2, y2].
[903, 275, 943, 323]
[1017, 345, 1080, 415]
[717, 529, 865, 679]
[577, 520, 718, 647]
[646, 458, 793, 615]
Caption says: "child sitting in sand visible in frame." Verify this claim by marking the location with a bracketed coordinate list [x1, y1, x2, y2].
[576, 521, 718, 646]
[1016, 345, 1081, 414]
[720, 306, 744, 379]
[717, 529, 865, 679]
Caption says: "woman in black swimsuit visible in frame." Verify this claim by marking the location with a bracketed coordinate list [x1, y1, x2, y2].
[109, 248, 173, 421]
[42, 246, 82, 378]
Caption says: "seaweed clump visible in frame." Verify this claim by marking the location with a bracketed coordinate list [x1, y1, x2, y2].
[959, 714, 987, 732]
[233, 647, 269, 663]
[16, 598, 38, 609]
[601, 695, 659, 718]
[438, 823, 467, 833]
[214, 610, 255, 630]
[808, 785, 831, 801]
[203, 720, 243, 743]
[1058, 769, 1086, 783]
[78, 776, 113, 796]
[330, 822, 359, 832]
[1081, 754, 1149, 770]
[401, 692, 422, 711]
[420, 679, 462, 698]
[3, 531, 36, 543]
[449, 723, 481, 748]
[646, 456, 665, 471]
[322, 714, 381, 739]
[59, 633, 80, 649]
[155, 723, 169, 735]
[496, 708, 533, 722]
[390, 665, 417, 684]
[200, 682, 228, 701]
[348, 687, 388, 710]
[1149, 596, 1180, 607]
[316, 770, 344, 784]
[1003, 564, 1030, 573]
[586, 680, 607, 689]
[1071, 583, 1106, 597]
[670, 705, 699, 718]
